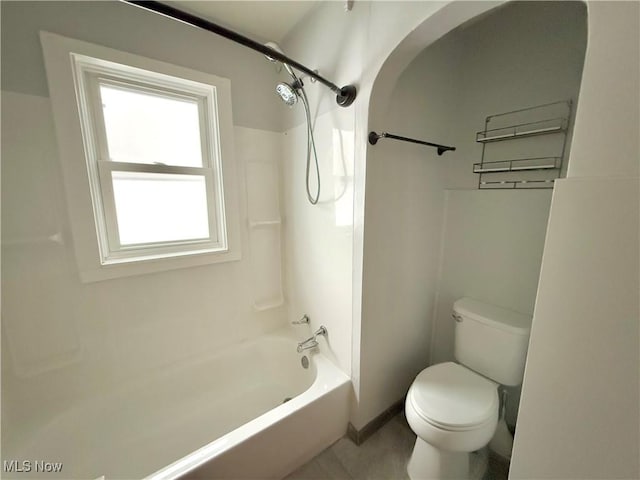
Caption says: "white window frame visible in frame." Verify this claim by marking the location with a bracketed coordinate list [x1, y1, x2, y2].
[74, 56, 227, 261]
[41, 32, 241, 282]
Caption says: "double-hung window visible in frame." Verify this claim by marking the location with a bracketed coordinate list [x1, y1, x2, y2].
[75, 55, 227, 261]
[41, 32, 241, 282]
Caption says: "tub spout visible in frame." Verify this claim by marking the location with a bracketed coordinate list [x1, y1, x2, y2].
[297, 325, 327, 353]
[297, 339, 318, 353]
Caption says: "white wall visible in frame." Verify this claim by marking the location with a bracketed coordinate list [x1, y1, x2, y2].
[280, 1, 368, 378]
[356, 28, 458, 429]
[279, 0, 500, 432]
[281, 108, 355, 375]
[1, 1, 287, 452]
[0, 1, 284, 131]
[441, 1, 588, 190]
[429, 0, 586, 364]
[566, 2, 640, 179]
[432, 190, 553, 364]
[510, 2, 640, 478]
[279, 0, 503, 431]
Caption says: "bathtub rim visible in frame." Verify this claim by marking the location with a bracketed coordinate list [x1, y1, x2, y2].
[5, 327, 312, 453]
[145, 338, 350, 479]
[4, 327, 345, 479]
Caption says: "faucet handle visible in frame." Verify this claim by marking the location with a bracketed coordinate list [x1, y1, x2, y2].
[314, 325, 327, 337]
[292, 314, 310, 325]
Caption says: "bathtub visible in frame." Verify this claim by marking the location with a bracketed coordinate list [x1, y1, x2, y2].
[5, 328, 351, 479]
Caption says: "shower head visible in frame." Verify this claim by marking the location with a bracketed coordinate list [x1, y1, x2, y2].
[264, 41, 295, 78]
[266, 42, 301, 107]
[276, 82, 298, 106]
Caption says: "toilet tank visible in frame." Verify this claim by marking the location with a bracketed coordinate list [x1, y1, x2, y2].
[453, 298, 531, 386]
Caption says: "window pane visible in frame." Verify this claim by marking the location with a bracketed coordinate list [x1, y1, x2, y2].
[100, 84, 203, 167]
[111, 171, 210, 245]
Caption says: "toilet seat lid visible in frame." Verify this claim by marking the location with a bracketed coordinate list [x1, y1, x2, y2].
[409, 362, 498, 430]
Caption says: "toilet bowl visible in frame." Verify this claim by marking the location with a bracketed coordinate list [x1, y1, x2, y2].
[405, 362, 498, 479]
[405, 298, 531, 480]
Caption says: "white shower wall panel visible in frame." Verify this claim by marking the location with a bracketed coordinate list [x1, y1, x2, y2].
[1, 92, 288, 451]
[281, 108, 355, 376]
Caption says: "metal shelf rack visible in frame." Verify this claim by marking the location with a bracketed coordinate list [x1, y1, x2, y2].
[476, 117, 566, 143]
[474, 100, 572, 189]
[473, 156, 562, 173]
[479, 179, 556, 189]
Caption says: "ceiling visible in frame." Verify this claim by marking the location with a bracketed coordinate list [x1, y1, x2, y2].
[164, 1, 320, 43]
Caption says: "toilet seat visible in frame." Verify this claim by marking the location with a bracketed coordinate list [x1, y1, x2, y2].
[407, 362, 498, 432]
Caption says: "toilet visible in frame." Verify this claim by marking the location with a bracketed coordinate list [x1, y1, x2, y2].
[405, 297, 531, 480]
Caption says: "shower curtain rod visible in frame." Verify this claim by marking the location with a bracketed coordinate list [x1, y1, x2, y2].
[122, 0, 357, 107]
[368, 131, 456, 156]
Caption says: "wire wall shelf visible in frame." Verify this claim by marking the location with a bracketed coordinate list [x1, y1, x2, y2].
[474, 100, 571, 190]
[480, 179, 556, 190]
[475, 117, 567, 143]
[473, 156, 562, 173]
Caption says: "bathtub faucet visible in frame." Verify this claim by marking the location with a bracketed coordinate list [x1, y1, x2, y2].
[297, 326, 327, 353]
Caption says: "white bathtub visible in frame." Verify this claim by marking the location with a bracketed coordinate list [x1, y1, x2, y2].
[5, 328, 351, 479]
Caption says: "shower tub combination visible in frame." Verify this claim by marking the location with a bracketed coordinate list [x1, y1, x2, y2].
[6, 328, 351, 479]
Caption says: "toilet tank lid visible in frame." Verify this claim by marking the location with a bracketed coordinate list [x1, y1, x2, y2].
[454, 298, 531, 335]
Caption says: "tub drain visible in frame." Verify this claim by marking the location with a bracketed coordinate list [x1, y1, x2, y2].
[282, 397, 293, 404]
[301, 355, 309, 369]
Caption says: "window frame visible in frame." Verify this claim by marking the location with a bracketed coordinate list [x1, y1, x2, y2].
[41, 32, 241, 282]
[74, 56, 227, 262]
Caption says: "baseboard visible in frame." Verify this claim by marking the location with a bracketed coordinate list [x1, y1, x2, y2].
[347, 399, 405, 445]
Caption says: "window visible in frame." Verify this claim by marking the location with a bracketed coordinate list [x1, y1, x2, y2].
[73, 55, 228, 262]
[41, 32, 241, 281]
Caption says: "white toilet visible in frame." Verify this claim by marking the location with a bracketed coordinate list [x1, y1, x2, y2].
[405, 297, 531, 480]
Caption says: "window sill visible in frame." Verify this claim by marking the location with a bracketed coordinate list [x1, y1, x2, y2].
[79, 247, 241, 283]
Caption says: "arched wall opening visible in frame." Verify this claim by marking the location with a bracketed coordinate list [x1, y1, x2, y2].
[351, 1, 507, 432]
[353, 0, 588, 445]
[354, 0, 639, 476]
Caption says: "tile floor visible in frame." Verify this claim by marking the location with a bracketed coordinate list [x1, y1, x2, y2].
[285, 412, 510, 480]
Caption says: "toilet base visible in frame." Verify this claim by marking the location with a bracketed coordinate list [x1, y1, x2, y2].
[407, 438, 488, 480]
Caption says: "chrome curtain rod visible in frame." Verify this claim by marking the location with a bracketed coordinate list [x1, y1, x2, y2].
[122, 1, 357, 107]
[368, 131, 456, 156]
